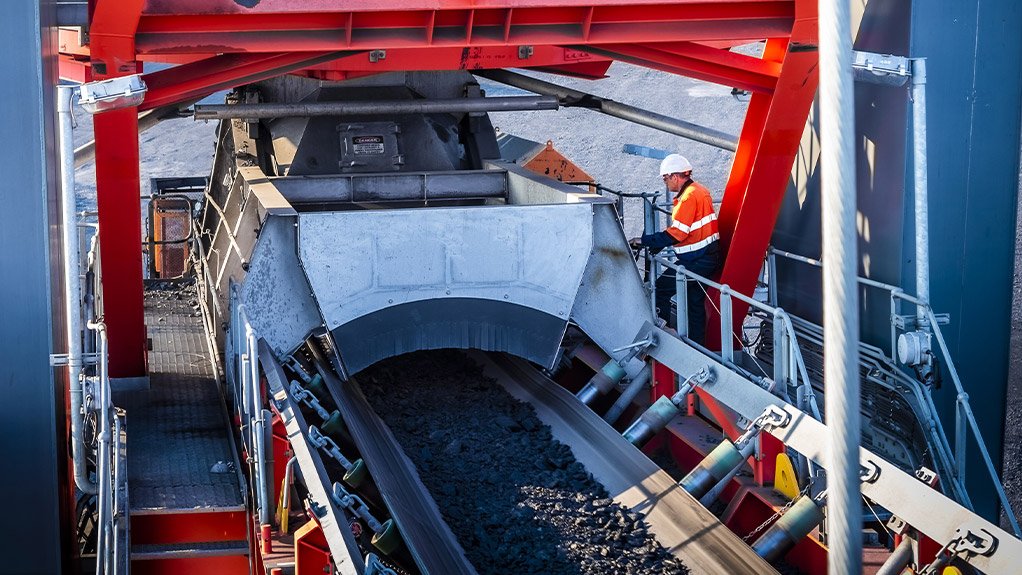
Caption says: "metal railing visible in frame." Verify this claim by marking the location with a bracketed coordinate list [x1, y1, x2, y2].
[228, 285, 272, 528]
[650, 253, 823, 482]
[767, 247, 1021, 537]
[652, 255, 817, 411]
[651, 242, 969, 510]
[81, 221, 130, 573]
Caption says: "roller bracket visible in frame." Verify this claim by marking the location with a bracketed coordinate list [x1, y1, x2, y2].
[332, 482, 383, 533]
[611, 335, 657, 358]
[953, 527, 997, 557]
[886, 514, 910, 536]
[859, 460, 881, 484]
[915, 466, 939, 488]
[751, 404, 791, 432]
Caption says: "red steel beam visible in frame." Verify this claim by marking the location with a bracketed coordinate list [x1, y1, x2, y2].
[131, 3, 794, 54]
[90, 0, 148, 378]
[58, 55, 93, 83]
[580, 41, 780, 94]
[138, 0, 791, 15]
[295, 45, 612, 80]
[706, 0, 818, 349]
[89, 0, 144, 77]
[140, 51, 355, 111]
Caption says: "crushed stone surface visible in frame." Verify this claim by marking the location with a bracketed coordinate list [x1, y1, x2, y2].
[360, 351, 688, 575]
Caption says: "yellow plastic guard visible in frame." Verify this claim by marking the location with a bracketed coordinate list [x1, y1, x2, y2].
[774, 453, 800, 500]
[941, 568, 964, 575]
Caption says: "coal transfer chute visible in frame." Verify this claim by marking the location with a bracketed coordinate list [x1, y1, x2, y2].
[201, 72, 651, 379]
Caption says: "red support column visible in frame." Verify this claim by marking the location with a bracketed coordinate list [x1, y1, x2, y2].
[93, 108, 147, 377]
[706, 3, 819, 350]
[90, 0, 147, 377]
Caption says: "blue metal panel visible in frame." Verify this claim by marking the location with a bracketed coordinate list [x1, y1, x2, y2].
[911, 0, 1022, 520]
[0, 0, 66, 570]
[772, 0, 1022, 520]
[773, 0, 912, 347]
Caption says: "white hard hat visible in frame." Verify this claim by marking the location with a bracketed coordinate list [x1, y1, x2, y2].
[659, 154, 693, 176]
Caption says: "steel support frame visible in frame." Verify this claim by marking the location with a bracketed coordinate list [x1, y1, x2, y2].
[140, 51, 356, 111]
[580, 41, 780, 94]
[299, 45, 614, 81]
[130, 3, 796, 54]
[80, 0, 817, 486]
[707, 1, 819, 350]
[642, 322, 1022, 574]
[89, 0, 147, 377]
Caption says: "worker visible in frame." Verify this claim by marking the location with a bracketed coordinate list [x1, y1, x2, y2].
[629, 154, 720, 343]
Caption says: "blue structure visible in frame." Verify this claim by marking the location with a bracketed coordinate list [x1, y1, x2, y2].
[1, 0, 67, 570]
[774, 0, 1022, 521]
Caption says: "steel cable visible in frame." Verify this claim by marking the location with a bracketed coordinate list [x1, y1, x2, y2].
[819, 0, 863, 572]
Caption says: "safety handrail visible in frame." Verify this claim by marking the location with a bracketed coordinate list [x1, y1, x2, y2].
[74, 221, 128, 575]
[86, 320, 127, 575]
[768, 246, 1021, 537]
[228, 285, 271, 528]
[651, 252, 822, 479]
[650, 251, 987, 523]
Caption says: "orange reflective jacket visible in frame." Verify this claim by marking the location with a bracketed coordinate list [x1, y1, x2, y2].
[665, 181, 719, 254]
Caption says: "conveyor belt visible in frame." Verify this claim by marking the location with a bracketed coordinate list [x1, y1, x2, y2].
[258, 340, 364, 575]
[475, 352, 778, 575]
[315, 361, 478, 575]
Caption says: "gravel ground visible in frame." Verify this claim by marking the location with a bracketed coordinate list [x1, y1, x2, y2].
[360, 351, 688, 575]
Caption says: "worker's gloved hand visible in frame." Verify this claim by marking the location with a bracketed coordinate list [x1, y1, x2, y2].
[628, 237, 643, 249]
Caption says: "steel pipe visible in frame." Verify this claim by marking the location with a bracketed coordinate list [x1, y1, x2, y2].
[280, 455, 298, 533]
[819, 0, 863, 570]
[876, 537, 915, 575]
[58, 85, 98, 496]
[576, 360, 627, 405]
[752, 494, 826, 562]
[193, 95, 559, 120]
[911, 59, 930, 325]
[475, 69, 738, 151]
[247, 325, 271, 526]
[88, 321, 113, 575]
[602, 364, 652, 425]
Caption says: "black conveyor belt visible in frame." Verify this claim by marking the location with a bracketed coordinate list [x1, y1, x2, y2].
[317, 367, 478, 575]
[478, 352, 778, 575]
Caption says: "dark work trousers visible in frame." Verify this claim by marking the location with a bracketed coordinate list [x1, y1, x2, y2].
[654, 242, 720, 344]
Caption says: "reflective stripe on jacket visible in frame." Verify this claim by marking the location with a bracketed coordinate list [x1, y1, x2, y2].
[666, 181, 719, 254]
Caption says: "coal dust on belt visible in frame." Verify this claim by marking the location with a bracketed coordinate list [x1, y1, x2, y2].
[360, 351, 688, 575]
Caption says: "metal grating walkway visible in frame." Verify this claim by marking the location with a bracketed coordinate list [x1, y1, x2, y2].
[114, 280, 244, 513]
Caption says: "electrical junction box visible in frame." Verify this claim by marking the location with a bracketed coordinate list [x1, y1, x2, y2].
[338, 121, 404, 172]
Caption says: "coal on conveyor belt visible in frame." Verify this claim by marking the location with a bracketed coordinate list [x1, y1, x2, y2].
[360, 351, 688, 575]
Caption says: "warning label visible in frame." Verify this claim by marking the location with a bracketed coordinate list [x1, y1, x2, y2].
[352, 135, 385, 155]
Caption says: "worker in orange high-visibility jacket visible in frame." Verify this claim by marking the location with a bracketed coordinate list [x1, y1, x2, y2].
[629, 154, 721, 343]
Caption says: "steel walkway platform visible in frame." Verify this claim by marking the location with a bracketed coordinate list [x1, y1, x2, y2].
[113, 280, 245, 514]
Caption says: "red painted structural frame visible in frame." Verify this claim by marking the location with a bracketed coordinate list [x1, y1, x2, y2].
[89, 0, 148, 377]
[707, 6, 819, 349]
[81, 0, 817, 431]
